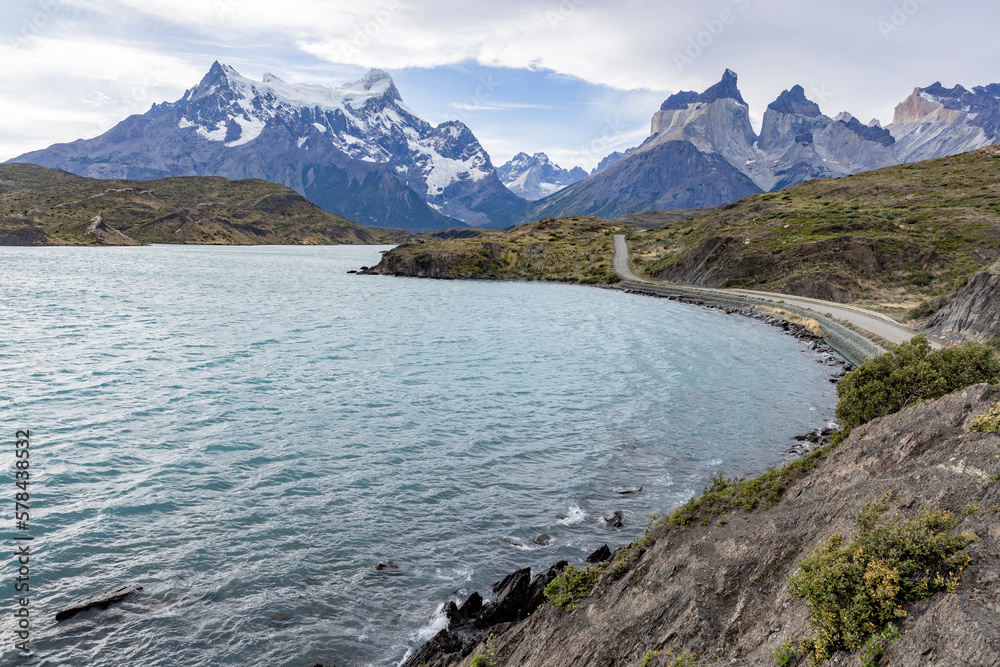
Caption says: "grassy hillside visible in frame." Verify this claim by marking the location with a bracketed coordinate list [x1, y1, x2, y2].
[365, 216, 627, 283]
[0, 163, 411, 246]
[628, 146, 1000, 320]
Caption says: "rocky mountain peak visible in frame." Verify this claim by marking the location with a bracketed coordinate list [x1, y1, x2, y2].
[660, 90, 699, 111]
[923, 81, 969, 101]
[767, 85, 822, 117]
[839, 115, 895, 146]
[695, 68, 746, 106]
[187, 60, 241, 101]
[343, 68, 401, 104]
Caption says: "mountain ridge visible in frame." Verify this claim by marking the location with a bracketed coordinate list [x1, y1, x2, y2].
[500, 70, 1000, 227]
[10, 62, 523, 232]
[11, 65, 1000, 231]
[496, 152, 587, 201]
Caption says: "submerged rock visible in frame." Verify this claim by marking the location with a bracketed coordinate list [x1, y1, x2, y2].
[55, 585, 143, 622]
[613, 485, 642, 495]
[603, 511, 624, 528]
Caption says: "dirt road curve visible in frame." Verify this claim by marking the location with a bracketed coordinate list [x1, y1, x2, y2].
[612, 235, 924, 347]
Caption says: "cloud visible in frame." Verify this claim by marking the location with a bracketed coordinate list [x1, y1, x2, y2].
[4, 0, 1000, 167]
[0, 34, 204, 158]
[448, 101, 560, 112]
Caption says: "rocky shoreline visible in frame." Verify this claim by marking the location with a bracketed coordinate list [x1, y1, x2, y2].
[397, 383, 1000, 667]
[395, 290, 852, 667]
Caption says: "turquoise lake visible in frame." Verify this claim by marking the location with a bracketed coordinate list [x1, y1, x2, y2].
[0, 244, 839, 666]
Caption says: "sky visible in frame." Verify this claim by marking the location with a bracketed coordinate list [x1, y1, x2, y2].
[2, 0, 999, 171]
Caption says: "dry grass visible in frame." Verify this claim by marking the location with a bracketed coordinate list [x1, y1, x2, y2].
[757, 306, 823, 336]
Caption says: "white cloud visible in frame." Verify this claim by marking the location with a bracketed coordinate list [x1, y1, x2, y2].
[0, 35, 204, 158]
[4, 0, 1000, 165]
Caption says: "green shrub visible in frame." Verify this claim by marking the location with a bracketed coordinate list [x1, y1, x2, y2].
[788, 501, 977, 665]
[834, 335, 1000, 444]
[772, 639, 800, 666]
[967, 402, 1000, 433]
[859, 623, 900, 667]
[637, 649, 700, 667]
[907, 296, 950, 320]
[666, 443, 836, 528]
[639, 649, 662, 666]
[544, 565, 604, 610]
[469, 633, 498, 667]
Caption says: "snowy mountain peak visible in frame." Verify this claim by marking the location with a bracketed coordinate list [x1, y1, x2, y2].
[155, 63, 518, 225]
[497, 151, 586, 201]
[359, 68, 392, 88]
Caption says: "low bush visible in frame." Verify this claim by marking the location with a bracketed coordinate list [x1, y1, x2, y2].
[833, 335, 1000, 444]
[469, 633, 498, 667]
[544, 564, 604, 610]
[967, 402, 1000, 433]
[789, 500, 977, 665]
[665, 442, 836, 528]
[772, 639, 800, 666]
[638, 649, 700, 667]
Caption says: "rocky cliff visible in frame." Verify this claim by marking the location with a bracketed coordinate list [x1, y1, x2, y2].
[925, 268, 1000, 342]
[413, 384, 1000, 666]
[889, 82, 1000, 163]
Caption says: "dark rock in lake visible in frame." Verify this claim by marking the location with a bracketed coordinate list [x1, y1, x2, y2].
[603, 511, 624, 528]
[476, 568, 532, 628]
[444, 591, 484, 628]
[375, 560, 400, 572]
[614, 485, 642, 495]
[586, 544, 612, 563]
[457, 592, 482, 620]
[55, 585, 143, 622]
[533, 533, 553, 546]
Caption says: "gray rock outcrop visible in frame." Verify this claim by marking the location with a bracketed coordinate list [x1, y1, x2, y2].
[925, 269, 1000, 342]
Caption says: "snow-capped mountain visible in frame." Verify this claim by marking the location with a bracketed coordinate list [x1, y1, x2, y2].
[13, 64, 1000, 230]
[496, 152, 587, 201]
[11, 62, 524, 231]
